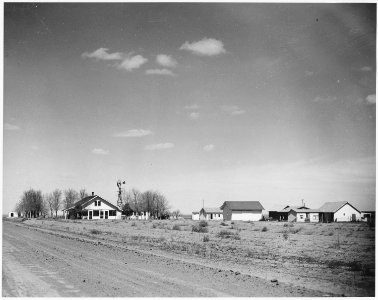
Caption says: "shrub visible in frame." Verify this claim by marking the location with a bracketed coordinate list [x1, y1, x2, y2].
[192, 225, 208, 233]
[283, 231, 289, 240]
[152, 223, 157, 228]
[172, 224, 181, 231]
[220, 222, 228, 226]
[90, 229, 101, 234]
[199, 220, 208, 227]
[203, 235, 210, 242]
[231, 221, 235, 225]
[216, 230, 240, 240]
[131, 222, 136, 227]
[261, 226, 268, 232]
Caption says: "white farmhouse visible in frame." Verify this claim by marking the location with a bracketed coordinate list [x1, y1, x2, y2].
[220, 201, 264, 221]
[318, 201, 361, 222]
[63, 193, 122, 220]
[288, 208, 319, 223]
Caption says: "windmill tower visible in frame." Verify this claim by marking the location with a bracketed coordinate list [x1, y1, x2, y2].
[117, 180, 126, 208]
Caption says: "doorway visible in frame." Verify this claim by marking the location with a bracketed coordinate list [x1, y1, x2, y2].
[89, 211, 93, 220]
[105, 211, 108, 219]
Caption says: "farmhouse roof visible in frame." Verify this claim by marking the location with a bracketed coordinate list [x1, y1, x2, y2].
[317, 201, 360, 213]
[203, 207, 223, 214]
[279, 205, 309, 213]
[290, 208, 319, 213]
[63, 195, 121, 212]
[220, 201, 264, 211]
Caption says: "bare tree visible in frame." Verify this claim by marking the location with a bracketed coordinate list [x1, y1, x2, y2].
[79, 188, 89, 199]
[52, 189, 62, 217]
[44, 193, 54, 218]
[63, 189, 79, 210]
[172, 209, 181, 219]
[131, 188, 142, 214]
[16, 189, 44, 218]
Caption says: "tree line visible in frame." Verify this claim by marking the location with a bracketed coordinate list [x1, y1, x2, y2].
[15, 187, 177, 219]
[121, 188, 172, 219]
[15, 188, 89, 218]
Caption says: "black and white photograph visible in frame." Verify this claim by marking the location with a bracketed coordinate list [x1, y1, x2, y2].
[3, 2, 376, 297]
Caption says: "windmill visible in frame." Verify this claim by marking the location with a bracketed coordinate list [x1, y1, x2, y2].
[117, 180, 126, 209]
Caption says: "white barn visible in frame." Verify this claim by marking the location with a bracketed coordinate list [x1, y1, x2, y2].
[220, 201, 264, 221]
[63, 194, 122, 220]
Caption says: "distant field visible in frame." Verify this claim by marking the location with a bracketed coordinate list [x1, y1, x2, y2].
[5, 218, 375, 296]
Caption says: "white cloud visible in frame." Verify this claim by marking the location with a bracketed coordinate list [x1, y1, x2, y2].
[92, 148, 109, 155]
[221, 105, 246, 116]
[146, 69, 176, 76]
[113, 129, 153, 138]
[4, 123, 20, 131]
[117, 54, 148, 71]
[203, 144, 215, 152]
[184, 104, 200, 110]
[180, 38, 226, 56]
[360, 66, 372, 72]
[145, 143, 174, 150]
[81, 48, 123, 60]
[156, 54, 177, 68]
[366, 94, 376, 104]
[189, 112, 200, 120]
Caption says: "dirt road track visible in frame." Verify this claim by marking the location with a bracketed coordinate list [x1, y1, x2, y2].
[3, 221, 327, 297]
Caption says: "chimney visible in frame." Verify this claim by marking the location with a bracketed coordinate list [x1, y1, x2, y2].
[92, 192, 94, 196]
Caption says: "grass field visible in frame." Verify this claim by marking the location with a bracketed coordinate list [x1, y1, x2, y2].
[11, 218, 375, 296]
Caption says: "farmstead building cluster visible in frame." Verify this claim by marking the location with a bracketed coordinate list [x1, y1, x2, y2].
[191, 200, 367, 223]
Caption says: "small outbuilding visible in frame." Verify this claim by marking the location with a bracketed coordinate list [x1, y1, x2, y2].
[318, 201, 361, 222]
[220, 201, 264, 221]
[8, 211, 18, 218]
[270, 205, 309, 221]
[192, 207, 223, 220]
[63, 194, 122, 220]
[288, 208, 319, 223]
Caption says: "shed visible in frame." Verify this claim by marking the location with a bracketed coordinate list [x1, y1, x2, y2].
[318, 201, 361, 222]
[288, 208, 319, 223]
[8, 211, 18, 218]
[220, 201, 264, 221]
[63, 194, 122, 220]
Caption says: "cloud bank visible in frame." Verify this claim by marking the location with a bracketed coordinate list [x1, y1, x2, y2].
[203, 144, 215, 152]
[146, 69, 176, 76]
[81, 48, 123, 60]
[221, 105, 246, 115]
[4, 123, 20, 131]
[366, 94, 376, 104]
[117, 54, 148, 71]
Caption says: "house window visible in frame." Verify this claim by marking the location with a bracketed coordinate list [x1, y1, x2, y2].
[343, 213, 345, 216]
[98, 201, 101, 206]
[109, 210, 116, 217]
[100, 211, 104, 219]
[93, 210, 99, 217]
[300, 215, 304, 219]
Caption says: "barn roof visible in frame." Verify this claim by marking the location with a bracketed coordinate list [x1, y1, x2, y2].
[317, 201, 360, 213]
[220, 201, 264, 211]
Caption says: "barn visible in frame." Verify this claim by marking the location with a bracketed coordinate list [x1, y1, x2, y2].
[220, 201, 264, 221]
[318, 201, 361, 222]
[63, 193, 122, 220]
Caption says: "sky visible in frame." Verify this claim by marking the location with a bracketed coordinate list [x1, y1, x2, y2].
[3, 3, 376, 214]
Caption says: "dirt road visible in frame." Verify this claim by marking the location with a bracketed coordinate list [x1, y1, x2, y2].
[2, 221, 329, 297]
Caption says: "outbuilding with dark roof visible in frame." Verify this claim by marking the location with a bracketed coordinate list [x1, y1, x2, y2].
[220, 201, 264, 221]
[317, 201, 361, 222]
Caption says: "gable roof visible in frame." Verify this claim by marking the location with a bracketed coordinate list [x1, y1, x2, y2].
[202, 207, 223, 214]
[220, 201, 264, 211]
[63, 195, 121, 212]
[279, 205, 309, 213]
[318, 201, 360, 213]
[289, 208, 319, 213]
